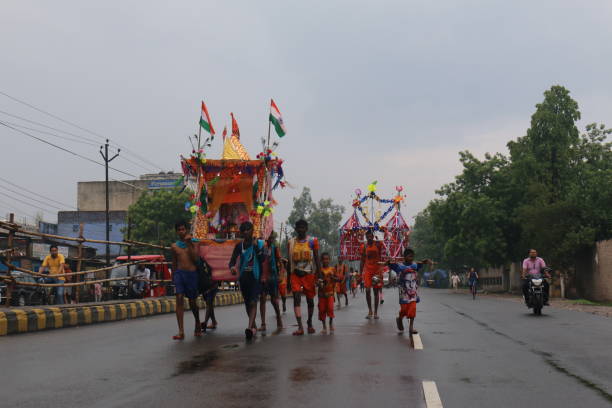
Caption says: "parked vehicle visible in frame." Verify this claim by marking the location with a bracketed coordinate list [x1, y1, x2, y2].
[0, 272, 47, 306]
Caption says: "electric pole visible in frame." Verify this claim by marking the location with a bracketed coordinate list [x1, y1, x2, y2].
[100, 139, 119, 267]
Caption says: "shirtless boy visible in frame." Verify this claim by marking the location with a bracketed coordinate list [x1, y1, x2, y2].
[170, 220, 202, 340]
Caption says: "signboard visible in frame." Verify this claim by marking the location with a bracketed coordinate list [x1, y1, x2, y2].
[148, 180, 179, 190]
[32, 243, 69, 260]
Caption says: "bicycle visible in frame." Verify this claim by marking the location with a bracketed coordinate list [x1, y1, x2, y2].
[470, 280, 478, 300]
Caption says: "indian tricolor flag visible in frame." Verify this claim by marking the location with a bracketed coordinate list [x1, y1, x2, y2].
[269, 99, 286, 137]
[199, 101, 215, 135]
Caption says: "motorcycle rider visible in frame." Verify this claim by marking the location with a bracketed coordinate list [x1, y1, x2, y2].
[521, 249, 551, 306]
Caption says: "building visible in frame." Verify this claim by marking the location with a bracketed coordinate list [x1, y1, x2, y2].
[57, 172, 181, 256]
[77, 172, 181, 211]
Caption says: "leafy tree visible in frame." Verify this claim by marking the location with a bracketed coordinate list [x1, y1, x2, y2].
[126, 188, 192, 252]
[410, 209, 445, 265]
[287, 187, 345, 256]
[421, 85, 611, 277]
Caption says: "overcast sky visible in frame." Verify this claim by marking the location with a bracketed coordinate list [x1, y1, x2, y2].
[1, 0, 611, 228]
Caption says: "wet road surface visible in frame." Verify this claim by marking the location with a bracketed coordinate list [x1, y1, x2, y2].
[2, 288, 612, 407]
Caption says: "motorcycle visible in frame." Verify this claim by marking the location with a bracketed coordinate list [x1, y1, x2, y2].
[525, 267, 551, 315]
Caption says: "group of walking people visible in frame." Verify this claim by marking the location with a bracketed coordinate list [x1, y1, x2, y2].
[170, 219, 430, 340]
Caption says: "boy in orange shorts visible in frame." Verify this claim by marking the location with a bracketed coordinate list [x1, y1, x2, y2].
[335, 261, 348, 307]
[318, 253, 336, 333]
[288, 219, 320, 335]
[360, 230, 384, 319]
[387, 248, 430, 335]
[278, 258, 289, 313]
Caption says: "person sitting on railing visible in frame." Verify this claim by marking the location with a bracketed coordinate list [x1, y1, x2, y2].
[133, 264, 150, 297]
[39, 245, 65, 305]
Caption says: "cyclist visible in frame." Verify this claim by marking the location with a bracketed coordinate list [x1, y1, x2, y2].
[468, 267, 478, 298]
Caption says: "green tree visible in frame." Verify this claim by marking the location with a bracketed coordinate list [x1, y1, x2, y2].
[427, 151, 517, 269]
[410, 209, 445, 265]
[287, 187, 345, 256]
[126, 188, 192, 252]
[423, 85, 611, 276]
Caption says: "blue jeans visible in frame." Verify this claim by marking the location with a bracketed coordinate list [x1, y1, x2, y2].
[133, 280, 145, 295]
[51, 278, 65, 304]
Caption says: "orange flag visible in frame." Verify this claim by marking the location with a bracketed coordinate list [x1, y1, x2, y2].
[230, 112, 240, 139]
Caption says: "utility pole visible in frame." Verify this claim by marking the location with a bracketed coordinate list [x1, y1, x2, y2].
[100, 139, 119, 267]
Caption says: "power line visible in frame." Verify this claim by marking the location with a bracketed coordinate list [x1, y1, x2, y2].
[0, 120, 138, 179]
[0, 202, 40, 221]
[0, 191, 57, 215]
[0, 183, 66, 211]
[0, 90, 165, 171]
[0, 176, 76, 209]
[0, 109, 100, 144]
[0, 109, 158, 173]
[0, 120, 99, 147]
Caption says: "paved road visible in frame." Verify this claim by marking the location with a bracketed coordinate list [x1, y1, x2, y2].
[3, 289, 612, 407]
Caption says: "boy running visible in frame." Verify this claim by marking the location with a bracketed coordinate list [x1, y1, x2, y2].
[278, 258, 289, 313]
[335, 261, 348, 307]
[287, 219, 321, 335]
[350, 268, 358, 297]
[199, 259, 218, 332]
[229, 221, 264, 340]
[360, 230, 384, 319]
[170, 220, 202, 340]
[318, 253, 336, 333]
[387, 248, 430, 335]
[259, 232, 283, 331]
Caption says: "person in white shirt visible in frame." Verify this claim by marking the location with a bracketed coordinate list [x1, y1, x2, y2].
[133, 264, 150, 296]
[451, 273, 460, 292]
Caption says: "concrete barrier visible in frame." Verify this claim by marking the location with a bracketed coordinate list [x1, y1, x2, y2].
[0, 291, 244, 336]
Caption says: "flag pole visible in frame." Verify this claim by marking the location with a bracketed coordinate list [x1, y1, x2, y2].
[197, 118, 202, 151]
[266, 99, 272, 151]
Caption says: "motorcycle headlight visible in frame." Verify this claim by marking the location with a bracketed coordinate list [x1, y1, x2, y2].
[532, 279, 543, 286]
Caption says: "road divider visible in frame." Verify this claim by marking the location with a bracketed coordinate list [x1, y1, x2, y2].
[412, 333, 423, 349]
[0, 292, 244, 336]
[422, 381, 443, 408]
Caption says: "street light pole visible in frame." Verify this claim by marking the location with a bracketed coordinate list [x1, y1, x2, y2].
[100, 139, 119, 267]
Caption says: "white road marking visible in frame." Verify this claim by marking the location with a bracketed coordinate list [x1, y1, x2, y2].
[422, 381, 443, 408]
[412, 333, 423, 349]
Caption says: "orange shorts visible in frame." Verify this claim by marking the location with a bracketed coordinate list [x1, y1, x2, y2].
[279, 281, 287, 297]
[363, 269, 383, 289]
[291, 273, 316, 299]
[399, 302, 416, 319]
[335, 282, 346, 294]
[318, 296, 335, 320]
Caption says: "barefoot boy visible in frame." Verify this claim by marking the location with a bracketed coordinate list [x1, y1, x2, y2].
[170, 220, 202, 340]
[287, 219, 321, 335]
[335, 261, 348, 307]
[387, 248, 429, 335]
[318, 253, 336, 333]
[360, 230, 384, 319]
[229, 222, 265, 340]
[259, 232, 283, 331]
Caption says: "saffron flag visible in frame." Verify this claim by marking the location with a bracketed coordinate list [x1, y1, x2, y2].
[231, 112, 240, 139]
[269, 99, 286, 137]
[199, 101, 215, 135]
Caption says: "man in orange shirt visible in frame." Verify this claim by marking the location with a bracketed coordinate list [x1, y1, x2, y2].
[288, 219, 321, 335]
[360, 230, 383, 319]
